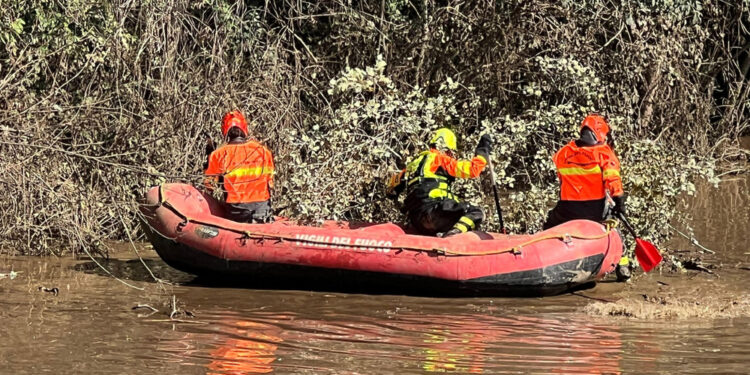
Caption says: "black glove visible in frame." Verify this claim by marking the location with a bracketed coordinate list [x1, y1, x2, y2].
[385, 173, 405, 199]
[205, 137, 216, 156]
[607, 129, 616, 149]
[612, 194, 627, 217]
[203, 137, 216, 170]
[475, 134, 492, 159]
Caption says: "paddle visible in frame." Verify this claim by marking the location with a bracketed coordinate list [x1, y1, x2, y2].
[486, 157, 506, 234]
[616, 212, 663, 272]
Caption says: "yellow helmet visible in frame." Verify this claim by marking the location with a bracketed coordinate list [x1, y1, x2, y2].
[429, 128, 458, 151]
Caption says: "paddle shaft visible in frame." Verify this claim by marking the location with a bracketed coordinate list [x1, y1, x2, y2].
[616, 212, 638, 239]
[486, 158, 505, 233]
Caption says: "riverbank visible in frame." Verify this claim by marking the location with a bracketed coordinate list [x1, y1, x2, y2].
[583, 173, 750, 319]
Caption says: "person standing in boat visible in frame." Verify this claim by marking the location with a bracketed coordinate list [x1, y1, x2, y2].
[204, 110, 275, 223]
[543, 113, 630, 279]
[386, 128, 492, 237]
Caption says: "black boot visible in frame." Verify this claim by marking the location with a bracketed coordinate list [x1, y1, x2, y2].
[615, 256, 631, 282]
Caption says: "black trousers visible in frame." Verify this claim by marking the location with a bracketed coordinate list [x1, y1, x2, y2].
[408, 199, 484, 236]
[226, 200, 273, 223]
[543, 198, 607, 230]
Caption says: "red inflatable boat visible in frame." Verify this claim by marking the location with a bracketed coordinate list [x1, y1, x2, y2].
[140, 183, 623, 295]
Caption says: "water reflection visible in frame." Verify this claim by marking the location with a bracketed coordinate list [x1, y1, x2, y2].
[393, 313, 624, 374]
[205, 319, 283, 374]
[161, 307, 628, 374]
[419, 327, 487, 373]
[155, 314, 284, 374]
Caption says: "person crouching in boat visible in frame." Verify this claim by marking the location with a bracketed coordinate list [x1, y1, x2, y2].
[386, 128, 492, 237]
[204, 110, 275, 223]
[543, 113, 631, 280]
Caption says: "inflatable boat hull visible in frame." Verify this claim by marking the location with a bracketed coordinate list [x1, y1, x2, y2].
[141, 184, 623, 296]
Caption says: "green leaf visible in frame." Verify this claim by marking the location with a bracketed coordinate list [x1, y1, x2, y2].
[10, 18, 24, 35]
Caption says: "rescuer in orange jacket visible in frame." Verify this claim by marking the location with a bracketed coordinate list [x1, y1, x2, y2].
[205, 111, 275, 223]
[543, 114, 625, 229]
[544, 114, 630, 280]
[386, 128, 492, 237]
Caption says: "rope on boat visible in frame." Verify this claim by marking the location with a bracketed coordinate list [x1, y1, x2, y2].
[156, 184, 617, 257]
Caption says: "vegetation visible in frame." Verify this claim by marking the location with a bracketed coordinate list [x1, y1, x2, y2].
[1, 0, 748, 256]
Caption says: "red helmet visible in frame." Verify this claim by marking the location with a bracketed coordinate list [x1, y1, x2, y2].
[581, 114, 610, 144]
[221, 111, 248, 138]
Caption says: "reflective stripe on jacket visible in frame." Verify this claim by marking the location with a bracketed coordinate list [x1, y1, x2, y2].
[204, 140, 274, 203]
[553, 140, 623, 201]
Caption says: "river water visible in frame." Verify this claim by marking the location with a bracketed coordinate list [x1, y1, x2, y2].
[1, 175, 748, 374]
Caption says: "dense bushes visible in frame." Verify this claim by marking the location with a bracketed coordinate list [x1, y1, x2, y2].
[1, 0, 748, 255]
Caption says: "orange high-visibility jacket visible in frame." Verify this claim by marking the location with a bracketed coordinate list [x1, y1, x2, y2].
[205, 140, 274, 203]
[553, 141, 623, 201]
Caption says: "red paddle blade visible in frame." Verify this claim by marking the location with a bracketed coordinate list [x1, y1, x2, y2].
[635, 238, 662, 272]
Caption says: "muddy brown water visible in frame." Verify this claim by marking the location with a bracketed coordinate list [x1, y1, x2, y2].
[1, 176, 748, 374]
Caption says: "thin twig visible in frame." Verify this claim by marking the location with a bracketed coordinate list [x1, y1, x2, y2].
[74, 231, 144, 290]
[132, 303, 158, 312]
[667, 224, 716, 254]
[170, 295, 178, 319]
